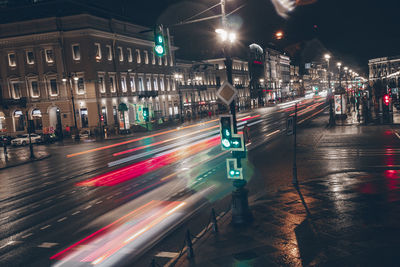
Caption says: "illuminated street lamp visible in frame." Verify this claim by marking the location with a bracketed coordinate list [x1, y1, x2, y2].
[275, 30, 284, 40]
[215, 28, 236, 43]
[62, 73, 80, 141]
[337, 62, 342, 86]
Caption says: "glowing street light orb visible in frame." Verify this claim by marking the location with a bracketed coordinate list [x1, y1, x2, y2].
[275, 31, 284, 40]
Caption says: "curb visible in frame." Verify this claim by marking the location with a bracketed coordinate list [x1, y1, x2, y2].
[0, 154, 52, 170]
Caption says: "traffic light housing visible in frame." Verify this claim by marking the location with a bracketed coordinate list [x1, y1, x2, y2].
[220, 115, 233, 150]
[226, 158, 243, 180]
[143, 107, 149, 122]
[219, 115, 245, 151]
[154, 26, 166, 57]
[384, 94, 390, 106]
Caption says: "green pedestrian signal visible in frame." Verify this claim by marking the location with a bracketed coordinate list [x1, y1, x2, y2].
[143, 107, 149, 122]
[154, 25, 166, 57]
[226, 158, 243, 180]
[220, 115, 233, 150]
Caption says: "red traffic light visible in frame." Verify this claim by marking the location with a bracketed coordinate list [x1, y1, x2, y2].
[384, 94, 390, 106]
[100, 115, 104, 121]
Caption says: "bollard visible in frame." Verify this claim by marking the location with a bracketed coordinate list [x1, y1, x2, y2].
[211, 208, 219, 234]
[185, 229, 194, 258]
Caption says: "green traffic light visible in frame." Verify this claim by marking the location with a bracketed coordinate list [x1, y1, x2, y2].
[155, 45, 164, 56]
[222, 138, 231, 148]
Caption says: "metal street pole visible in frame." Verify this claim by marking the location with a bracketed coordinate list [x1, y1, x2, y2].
[327, 59, 335, 126]
[220, 0, 251, 225]
[68, 78, 80, 141]
[292, 103, 298, 186]
[25, 111, 34, 159]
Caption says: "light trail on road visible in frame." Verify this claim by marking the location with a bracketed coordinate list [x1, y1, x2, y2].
[76, 136, 221, 186]
[51, 200, 186, 266]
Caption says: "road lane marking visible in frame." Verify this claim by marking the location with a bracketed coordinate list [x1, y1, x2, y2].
[0, 241, 19, 250]
[394, 131, 400, 139]
[38, 242, 58, 248]
[96, 200, 103, 204]
[155, 251, 179, 258]
[72, 211, 81, 216]
[40, 225, 51, 230]
[106, 196, 113, 199]
[57, 217, 67, 222]
[22, 233, 33, 239]
[84, 205, 92, 210]
[0, 216, 10, 221]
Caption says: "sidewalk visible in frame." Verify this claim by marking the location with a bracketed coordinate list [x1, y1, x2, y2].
[176, 170, 400, 266]
[0, 145, 51, 170]
[173, 111, 400, 267]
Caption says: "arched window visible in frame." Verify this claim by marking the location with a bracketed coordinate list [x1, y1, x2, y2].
[14, 110, 25, 131]
[32, 109, 42, 130]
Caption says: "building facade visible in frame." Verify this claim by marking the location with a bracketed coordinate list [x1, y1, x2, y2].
[369, 56, 400, 82]
[0, 14, 179, 135]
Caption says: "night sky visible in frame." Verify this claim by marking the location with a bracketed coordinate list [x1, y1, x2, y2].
[75, 0, 400, 74]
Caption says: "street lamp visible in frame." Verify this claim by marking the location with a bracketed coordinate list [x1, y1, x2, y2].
[174, 73, 185, 123]
[337, 62, 342, 87]
[325, 54, 334, 126]
[62, 73, 80, 141]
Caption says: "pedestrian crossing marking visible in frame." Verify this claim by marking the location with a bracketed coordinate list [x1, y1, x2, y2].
[155, 251, 179, 258]
[38, 242, 58, 248]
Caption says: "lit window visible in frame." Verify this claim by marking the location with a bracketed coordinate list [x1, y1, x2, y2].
[8, 53, 16, 67]
[144, 50, 149, 64]
[136, 49, 141, 63]
[49, 78, 58, 96]
[138, 77, 144, 91]
[164, 56, 168, 66]
[151, 52, 155, 65]
[158, 56, 162, 66]
[167, 78, 170, 91]
[106, 45, 112, 61]
[72, 44, 81, 61]
[118, 47, 124, 62]
[76, 77, 85, 94]
[26, 51, 35, 65]
[130, 76, 136, 92]
[45, 49, 54, 63]
[160, 77, 164, 91]
[95, 43, 102, 60]
[98, 75, 105, 93]
[146, 77, 151, 90]
[121, 76, 127, 92]
[153, 77, 158, 91]
[127, 48, 132, 62]
[28, 78, 39, 97]
[109, 75, 116, 93]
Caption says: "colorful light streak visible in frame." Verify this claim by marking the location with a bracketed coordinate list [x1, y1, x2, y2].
[51, 200, 185, 264]
[76, 136, 221, 187]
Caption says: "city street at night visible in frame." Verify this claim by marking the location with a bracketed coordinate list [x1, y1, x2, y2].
[1, 0, 400, 266]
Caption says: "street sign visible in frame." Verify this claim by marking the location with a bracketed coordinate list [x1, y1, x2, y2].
[226, 158, 243, 180]
[217, 81, 238, 106]
[286, 117, 294, 135]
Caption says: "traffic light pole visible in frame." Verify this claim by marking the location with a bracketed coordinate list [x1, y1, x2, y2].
[224, 46, 252, 225]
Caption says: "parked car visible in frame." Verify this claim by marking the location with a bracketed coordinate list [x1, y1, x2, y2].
[11, 134, 42, 146]
[0, 135, 13, 146]
[41, 133, 58, 144]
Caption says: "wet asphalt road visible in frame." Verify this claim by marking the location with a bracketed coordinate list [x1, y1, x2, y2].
[0, 97, 327, 266]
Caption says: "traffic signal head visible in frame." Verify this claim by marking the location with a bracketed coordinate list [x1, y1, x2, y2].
[220, 116, 233, 150]
[384, 94, 390, 106]
[143, 107, 149, 122]
[154, 30, 165, 57]
[100, 115, 104, 121]
[226, 158, 243, 180]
